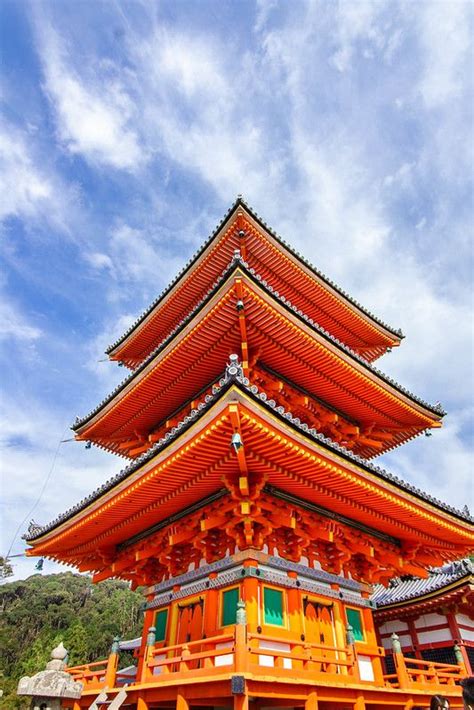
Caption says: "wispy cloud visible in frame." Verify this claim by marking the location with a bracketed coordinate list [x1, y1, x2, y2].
[0, 298, 42, 343]
[37, 23, 145, 171]
[0, 121, 54, 221]
[417, 1, 471, 109]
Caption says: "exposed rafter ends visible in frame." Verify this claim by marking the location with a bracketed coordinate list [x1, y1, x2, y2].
[25, 373, 473, 581]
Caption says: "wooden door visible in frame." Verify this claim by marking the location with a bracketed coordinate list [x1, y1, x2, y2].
[176, 599, 204, 669]
[303, 599, 336, 672]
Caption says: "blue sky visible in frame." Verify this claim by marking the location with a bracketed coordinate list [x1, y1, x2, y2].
[1, 0, 473, 581]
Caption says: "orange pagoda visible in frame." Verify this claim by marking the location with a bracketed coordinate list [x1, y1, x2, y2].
[25, 198, 474, 710]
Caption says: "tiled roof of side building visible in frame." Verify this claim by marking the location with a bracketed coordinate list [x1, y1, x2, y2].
[106, 197, 403, 355]
[26, 363, 471, 543]
[74, 254, 444, 432]
[371, 558, 474, 607]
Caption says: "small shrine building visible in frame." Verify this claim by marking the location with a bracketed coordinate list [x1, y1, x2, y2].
[373, 559, 474, 675]
[24, 198, 474, 709]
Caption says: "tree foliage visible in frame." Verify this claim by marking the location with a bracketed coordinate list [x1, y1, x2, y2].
[0, 558, 13, 581]
[0, 573, 143, 709]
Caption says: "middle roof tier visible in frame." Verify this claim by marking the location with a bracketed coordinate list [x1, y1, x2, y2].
[74, 260, 443, 457]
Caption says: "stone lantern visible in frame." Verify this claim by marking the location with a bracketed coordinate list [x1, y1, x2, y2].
[17, 642, 83, 709]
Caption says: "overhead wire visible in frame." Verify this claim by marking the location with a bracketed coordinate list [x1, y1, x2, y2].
[4, 427, 71, 562]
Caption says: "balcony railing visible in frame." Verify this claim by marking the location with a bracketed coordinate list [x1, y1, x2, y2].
[66, 625, 468, 694]
[383, 635, 467, 689]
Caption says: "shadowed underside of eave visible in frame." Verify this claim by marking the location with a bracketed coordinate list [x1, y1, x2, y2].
[26, 388, 473, 568]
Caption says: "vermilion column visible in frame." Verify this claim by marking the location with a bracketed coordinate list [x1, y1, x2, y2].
[242, 560, 259, 631]
[446, 610, 471, 672]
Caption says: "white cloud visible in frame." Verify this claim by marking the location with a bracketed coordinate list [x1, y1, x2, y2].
[38, 25, 145, 170]
[106, 223, 183, 289]
[130, 29, 270, 199]
[330, 2, 386, 72]
[84, 252, 115, 273]
[0, 122, 53, 221]
[0, 298, 42, 343]
[417, 1, 471, 109]
[0, 117, 82, 234]
[381, 407, 474, 512]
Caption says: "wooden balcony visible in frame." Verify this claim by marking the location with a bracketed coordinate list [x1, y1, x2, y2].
[65, 625, 468, 709]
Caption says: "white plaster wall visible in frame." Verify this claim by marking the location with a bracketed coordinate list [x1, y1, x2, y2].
[358, 655, 375, 681]
[417, 628, 452, 644]
[456, 613, 474, 629]
[414, 613, 446, 628]
[259, 640, 292, 669]
[459, 628, 474, 642]
[378, 620, 409, 634]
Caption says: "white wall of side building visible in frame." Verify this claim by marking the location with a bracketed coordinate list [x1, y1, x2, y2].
[456, 613, 474, 642]
[378, 620, 409, 634]
[417, 628, 453, 645]
[378, 620, 410, 650]
[414, 613, 447, 628]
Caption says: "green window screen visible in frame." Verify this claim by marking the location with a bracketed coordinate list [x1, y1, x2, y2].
[346, 608, 364, 641]
[264, 587, 284, 626]
[222, 588, 239, 626]
[155, 608, 168, 642]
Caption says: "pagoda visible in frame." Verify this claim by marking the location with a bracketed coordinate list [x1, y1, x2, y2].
[25, 198, 474, 710]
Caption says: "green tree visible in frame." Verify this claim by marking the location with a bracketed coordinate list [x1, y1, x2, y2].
[0, 573, 143, 710]
[0, 558, 13, 581]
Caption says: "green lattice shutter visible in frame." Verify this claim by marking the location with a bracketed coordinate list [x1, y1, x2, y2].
[346, 608, 364, 641]
[264, 587, 284, 626]
[222, 588, 239, 626]
[155, 608, 168, 642]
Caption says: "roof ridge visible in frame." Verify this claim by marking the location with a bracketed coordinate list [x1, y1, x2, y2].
[26, 361, 471, 543]
[74, 253, 444, 432]
[106, 197, 403, 355]
[371, 558, 473, 606]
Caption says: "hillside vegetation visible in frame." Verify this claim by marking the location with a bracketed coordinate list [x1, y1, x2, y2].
[0, 572, 143, 709]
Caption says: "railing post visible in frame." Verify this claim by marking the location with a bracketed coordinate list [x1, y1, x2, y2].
[140, 626, 156, 683]
[454, 644, 469, 678]
[346, 625, 360, 682]
[235, 599, 248, 673]
[105, 636, 120, 688]
[180, 644, 190, 672]
[391, 633, 410, 689]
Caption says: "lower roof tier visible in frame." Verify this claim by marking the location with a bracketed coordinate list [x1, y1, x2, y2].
[26, 376, 473, 584]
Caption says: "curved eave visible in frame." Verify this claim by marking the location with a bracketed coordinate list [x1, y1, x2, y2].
[26, 378, 472, 555]
[373, 575, 474, 614]
[106, 198, 403, 365]
[73, 263, 443, 445]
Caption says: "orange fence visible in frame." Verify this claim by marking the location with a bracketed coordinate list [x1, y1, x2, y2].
[66, 658, 110, 690]
[384, 654, 466, 689]
[66, 627, 467, 693]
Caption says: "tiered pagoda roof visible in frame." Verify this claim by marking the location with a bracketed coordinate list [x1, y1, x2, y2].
[25, 199, 473, 590]
[106, 198, 403, 367]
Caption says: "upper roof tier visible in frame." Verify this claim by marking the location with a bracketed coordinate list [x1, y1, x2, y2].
[107, 198, 403, 368]
[73, 260, 442, 457]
